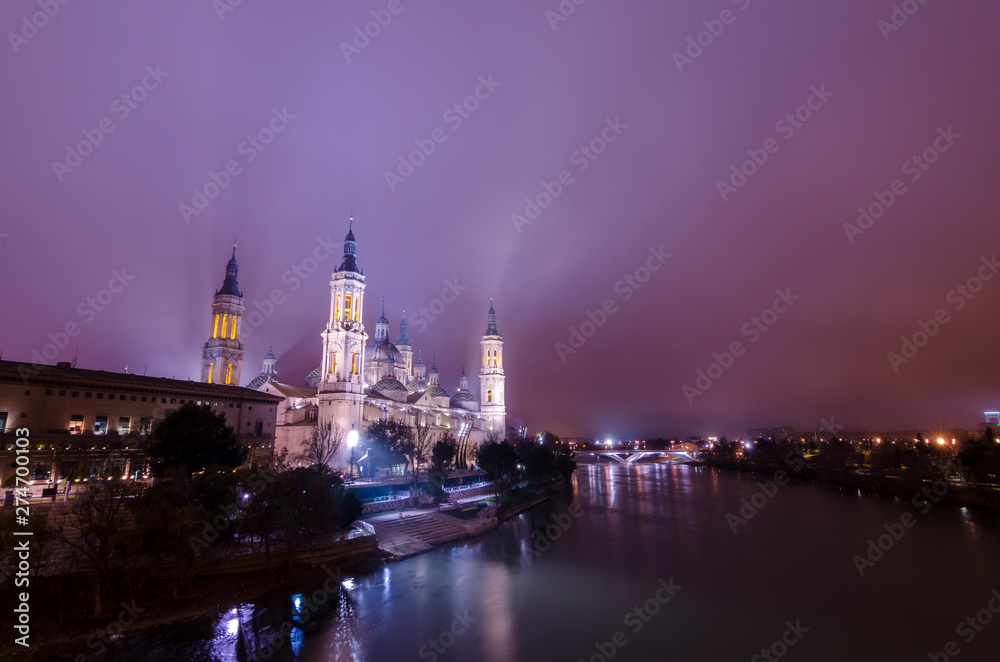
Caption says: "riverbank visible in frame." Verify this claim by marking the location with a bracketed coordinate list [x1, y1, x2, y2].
[2, 553, 383, 662]
[696, 459, 1000, 512]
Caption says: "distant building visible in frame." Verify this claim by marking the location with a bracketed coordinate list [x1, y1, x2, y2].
[0, 359, 282, 484]
[201, 244, 246, 386]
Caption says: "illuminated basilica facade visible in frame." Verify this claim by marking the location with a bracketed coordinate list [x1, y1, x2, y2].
[217, 221, 507, 470]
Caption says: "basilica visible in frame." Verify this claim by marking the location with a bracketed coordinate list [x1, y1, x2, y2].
[201, 220, 507, 470]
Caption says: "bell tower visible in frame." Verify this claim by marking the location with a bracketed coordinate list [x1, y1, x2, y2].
[202, 243, 245, 385]
[479, 300, 506, 433]
[317, 218, 367, 436]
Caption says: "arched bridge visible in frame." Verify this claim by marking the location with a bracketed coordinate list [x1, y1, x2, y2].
[572, 445, 699, 464]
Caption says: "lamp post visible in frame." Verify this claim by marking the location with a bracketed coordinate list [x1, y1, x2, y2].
[347, 428, 359, 480]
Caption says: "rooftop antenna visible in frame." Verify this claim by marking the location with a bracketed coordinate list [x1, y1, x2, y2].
[71, 339, 80, 367]
[142, 363, 149, 376]
[124, 364, 129, 374]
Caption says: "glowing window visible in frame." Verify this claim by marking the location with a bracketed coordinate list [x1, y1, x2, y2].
[225, 364, 233, 385]
[230, 316, 237, 339]
[352, 352, 357, 375]
[207, 363, 214, 384]
[345, 294, 352, 321]
[487, 390, 492, 403]
[221, 314, 229, 339]
[213, 314, 220, 339]
[335, 293, 341, 320]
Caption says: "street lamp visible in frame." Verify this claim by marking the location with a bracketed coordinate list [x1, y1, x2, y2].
[347, 428, 359, 479]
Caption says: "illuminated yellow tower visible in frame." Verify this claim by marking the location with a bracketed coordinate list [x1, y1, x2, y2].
[480, 300, 506, 432]
[317, 219, 367, 434]
[201, 244, 245, 385]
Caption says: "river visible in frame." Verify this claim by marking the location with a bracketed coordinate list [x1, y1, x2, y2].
[99, 463, 1000, 661]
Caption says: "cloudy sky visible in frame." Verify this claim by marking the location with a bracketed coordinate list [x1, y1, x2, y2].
[2, 0, 999, 439]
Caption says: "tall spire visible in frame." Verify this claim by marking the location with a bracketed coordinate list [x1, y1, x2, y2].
[337, 216, 360, 273]
[484, 298, 499, 336]
[398, 309, 410, 346]
[217, 243, 242, 297]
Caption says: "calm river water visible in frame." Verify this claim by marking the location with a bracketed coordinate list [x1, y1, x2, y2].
[104, 463, 1000, 661]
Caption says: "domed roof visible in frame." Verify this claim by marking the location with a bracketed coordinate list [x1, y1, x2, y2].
[451, 391, 478, 405]
[406, 380, 426, 393]
[365, 339, 402, 364]
[305, 366, 321, 388]
[373, 376, 406, 392]
[428, 385, 449, 398]
[247, 374, 282, 389]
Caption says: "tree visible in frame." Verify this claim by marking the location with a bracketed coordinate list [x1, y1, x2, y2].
[129, 482, 200, 598]
[410, 418, 436, 493]
[297, 421, 345, 469]
[55, 477, 141, 616]
[365, 418, 414, 476]
[146, 403, 246, 477]
[58, 461, 87, 500]
[476, 440, 518, 499]
[429, 433, 458, 503]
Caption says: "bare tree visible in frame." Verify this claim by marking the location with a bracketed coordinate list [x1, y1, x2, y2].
[411, 417, 437, 493]
[297, 422, 345, 469]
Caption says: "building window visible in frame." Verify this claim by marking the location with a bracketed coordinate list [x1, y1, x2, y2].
[221, 314, 229, 339]
[0, 412, 7, 432]
[59, 390, 66, 396]
[69, 415, 84, 434]
[72, 391, 79, 397]
[85, 392, 92, 398]
[97, 393, 104, 399]
[230, 316, 237, 339]
[94, 415, 109, 434]
[161, 398, 167, 404]
[207, 363, 214, 384]
[140, 417, 152, 434]
[225, 363, 233, 385]
[170, 399, 176, 404]
[118, 417, 131, 434]
[45, 389, 53, 395]
[120, 395, 125, 401]
[213, 314, 220, 339]
[254, 420, 263, 436]
[487, 390, 492, 403]
[130, 395, 137, 401]
[141, 397, 147, 402]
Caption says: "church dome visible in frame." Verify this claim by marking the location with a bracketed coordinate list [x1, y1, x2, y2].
[365, 339, 402, 365]
[305, 366, 321, 388]
[373, 376, 406, 392]
[450, 391, 478, 405]
[428, 385, 450, 398]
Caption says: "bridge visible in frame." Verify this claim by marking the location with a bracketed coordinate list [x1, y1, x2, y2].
[572, 444, 699, 464]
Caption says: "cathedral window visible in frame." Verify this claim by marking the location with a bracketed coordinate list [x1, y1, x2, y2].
[352, 352, 357, 375]
[221, 314, 229, 339]
[213, 314, 220, 338]
[207, 363, 214, 384]
[225, 363, 233, 385]
[487, 390, 492, 403]
[230, 316, 237, 339]
[345, 294, 352, 321]
[335, 293, 341, 320]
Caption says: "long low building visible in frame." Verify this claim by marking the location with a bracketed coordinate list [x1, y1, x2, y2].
[0, 359, 282, 484]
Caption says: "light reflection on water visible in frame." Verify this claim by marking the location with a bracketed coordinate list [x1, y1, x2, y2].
[101, 464, 1000, 661]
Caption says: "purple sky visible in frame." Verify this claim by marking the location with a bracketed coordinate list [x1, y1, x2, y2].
[2, 0, 999, 439]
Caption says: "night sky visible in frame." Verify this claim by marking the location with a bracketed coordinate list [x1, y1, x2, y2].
[2, 0, 999, 439]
